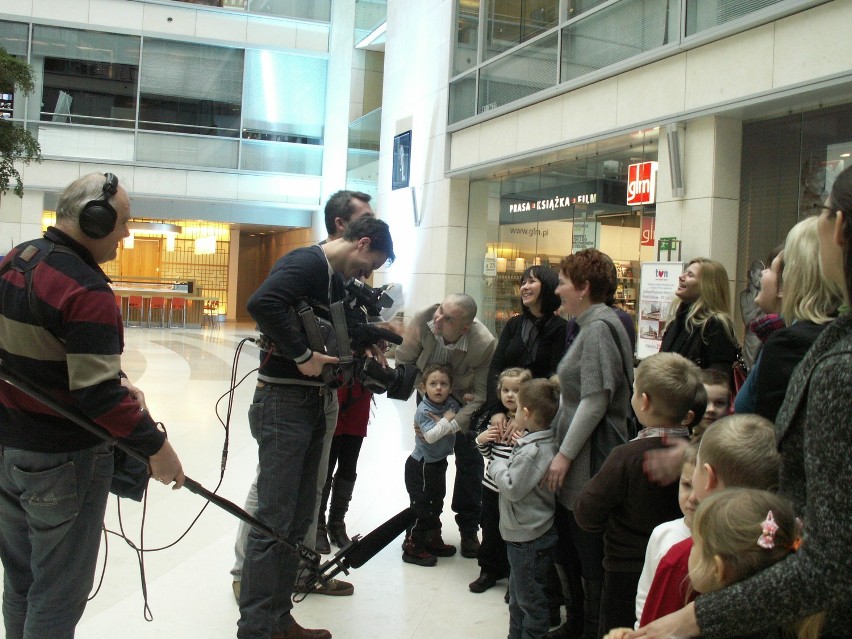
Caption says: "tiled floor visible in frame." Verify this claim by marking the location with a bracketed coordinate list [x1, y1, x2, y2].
[5, 324, 513, 639]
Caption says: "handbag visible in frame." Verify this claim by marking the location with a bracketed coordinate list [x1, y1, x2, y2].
[589, 320, 635, 476]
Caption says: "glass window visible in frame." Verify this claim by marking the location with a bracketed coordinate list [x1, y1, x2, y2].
[686, 0, 785, 36]
[485, 0, 558, 60]
[30, 25, 140, 128]
[0, 20, 29, 57]
[449, 73, 478, 124]
[465, 131, 659, 338]
[561, 0, 677, 85]
[479, 32, 557, 115]
[241, 49, 327, 143]
[566, 0, 611, 20]
[454, 0, 480, 76]
[139, 39, 243, 138]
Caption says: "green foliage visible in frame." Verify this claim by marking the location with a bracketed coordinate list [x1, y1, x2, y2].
[0, 47, 41, 198]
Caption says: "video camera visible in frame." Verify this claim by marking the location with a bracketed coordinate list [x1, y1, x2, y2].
[258, 279, 419, 401]
[337, 279, 419, 400]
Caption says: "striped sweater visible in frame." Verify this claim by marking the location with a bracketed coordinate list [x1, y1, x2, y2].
[0, 228, 165, 456]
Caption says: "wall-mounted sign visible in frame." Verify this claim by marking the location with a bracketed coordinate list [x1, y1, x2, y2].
[627, 161, 658, 205]
[392, 130, 411, 190]
[641, 215, 656, 247]
[637, 261, 683, 359]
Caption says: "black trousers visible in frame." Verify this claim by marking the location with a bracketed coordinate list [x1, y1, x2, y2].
[477, 486, 510, 577]
[404, 455, 448, 534]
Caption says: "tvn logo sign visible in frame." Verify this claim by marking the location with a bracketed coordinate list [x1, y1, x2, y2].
[656, 269, 669, 278]
[627, 161, 658, 205]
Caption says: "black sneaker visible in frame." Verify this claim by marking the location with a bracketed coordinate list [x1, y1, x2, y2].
[468, 572, 497, 593]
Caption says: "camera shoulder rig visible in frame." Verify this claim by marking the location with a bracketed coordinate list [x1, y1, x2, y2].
[295, 299, 355, 388]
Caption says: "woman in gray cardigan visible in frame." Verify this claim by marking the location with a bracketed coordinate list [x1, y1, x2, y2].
[632, 166, 852, 638]
[544, 249, 634, 639]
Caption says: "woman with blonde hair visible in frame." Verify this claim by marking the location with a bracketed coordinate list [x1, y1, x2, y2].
[660, 258, 738, 377]
[734, 215, 843, 421]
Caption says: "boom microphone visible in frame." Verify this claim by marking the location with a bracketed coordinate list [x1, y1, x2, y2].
[301, 508, 416, 593]
[346, 507, 416, 568]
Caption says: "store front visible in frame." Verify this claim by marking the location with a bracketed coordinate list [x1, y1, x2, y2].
[464, 130, 659, 343]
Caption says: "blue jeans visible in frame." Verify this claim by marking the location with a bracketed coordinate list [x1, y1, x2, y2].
[507, 526, 558, 639]
[237, 382, 334, 638]
[0, 442, 112, 639]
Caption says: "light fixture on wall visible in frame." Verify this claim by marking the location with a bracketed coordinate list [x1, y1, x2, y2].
[123, 234, 135, 249]
[496, 257, 508, 273]
[166, 233, 176, 252]
[194, 236, 216, 255]
[666, 122, 685, 198]
[515, 257, 526, 272]
[533, 256, 542, 266]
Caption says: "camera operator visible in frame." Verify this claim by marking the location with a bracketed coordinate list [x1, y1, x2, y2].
[237, 217, 394, 639]
[232, 191, 375, 601]
[395, 294, 496, 558]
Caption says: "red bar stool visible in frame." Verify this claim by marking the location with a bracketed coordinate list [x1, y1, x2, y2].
[126, 296, 144, 327]
[149, 296, 166, 328]
[168, 297, 187, 328]
[202, 300, 219, 328]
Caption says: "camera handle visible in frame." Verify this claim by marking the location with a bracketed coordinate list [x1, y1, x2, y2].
[295, 299, 354, 386]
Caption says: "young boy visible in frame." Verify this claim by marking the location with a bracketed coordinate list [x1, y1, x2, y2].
[574, 352, 704, 634]
[692, 368, 731, 440]
[634, 443, 698, 627]
[488, 377, 561, 639]
[638, 413, 780, 626]
[402, 364, 462, 567]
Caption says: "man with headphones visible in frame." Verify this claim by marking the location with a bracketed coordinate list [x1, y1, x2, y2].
[0, 172, 184, 638]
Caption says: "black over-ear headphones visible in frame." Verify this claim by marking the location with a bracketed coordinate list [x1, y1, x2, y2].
[79, 173, 120, 239]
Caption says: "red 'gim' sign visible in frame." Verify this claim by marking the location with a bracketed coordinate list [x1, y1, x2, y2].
[627, 161, 658, 205]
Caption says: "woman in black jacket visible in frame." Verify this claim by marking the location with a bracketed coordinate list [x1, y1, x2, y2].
[486, 264, 567, 407]
[659, 258, 738, 377]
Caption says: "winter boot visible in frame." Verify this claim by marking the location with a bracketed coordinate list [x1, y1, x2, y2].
[315, 479, 332, 554]
[425, 530, 457, 557]
[327, 476, 356, 548]
[402, 531, 437, 567]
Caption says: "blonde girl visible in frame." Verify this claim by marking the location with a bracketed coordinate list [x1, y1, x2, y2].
[688, 489, 822, 639]
[470, 367, 532, 594]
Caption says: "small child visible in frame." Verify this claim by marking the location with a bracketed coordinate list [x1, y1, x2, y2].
[637, 414, 780, 626]
[469, 367, 532, 594]
[575, 352, 704, 634]
[608, 488, 821, 639]
[634, 443, 698, 627]
[488, 377, 561, 639]
[687, 488, 822, 639]
[402, 364, 462, 567]
[692, 368, 731, 440]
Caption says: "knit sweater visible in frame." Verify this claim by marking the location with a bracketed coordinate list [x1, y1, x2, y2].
[0, 228, 165, 456]
[489, 429, 558, 543]
[574, 436, 683, 572]
[553, 304, 634, 509]
[694, 313, 852, 638]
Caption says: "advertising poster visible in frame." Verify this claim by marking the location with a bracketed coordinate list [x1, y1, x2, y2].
[637, 261, 683, 359]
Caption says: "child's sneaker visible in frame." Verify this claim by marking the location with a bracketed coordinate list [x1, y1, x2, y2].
[425, 532, 457, 557]
[402, 539, 437, 567]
